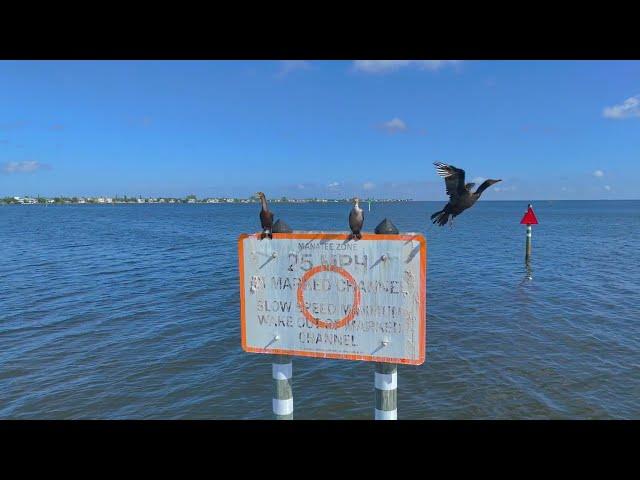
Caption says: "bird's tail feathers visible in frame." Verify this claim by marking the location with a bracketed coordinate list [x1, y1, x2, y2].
[431, 210, 450, 226]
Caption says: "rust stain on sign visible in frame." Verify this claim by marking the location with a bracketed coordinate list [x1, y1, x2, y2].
[238, 232, 427, 365]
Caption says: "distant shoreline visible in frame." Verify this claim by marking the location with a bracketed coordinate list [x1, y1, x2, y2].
[0, 200, 412, 205]
[2, 199, 636, 205]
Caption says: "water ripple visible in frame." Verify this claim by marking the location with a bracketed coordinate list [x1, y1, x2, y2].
[1, 201, 639, 418]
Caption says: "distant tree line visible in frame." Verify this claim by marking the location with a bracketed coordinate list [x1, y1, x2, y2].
[1, 195, 413, 205]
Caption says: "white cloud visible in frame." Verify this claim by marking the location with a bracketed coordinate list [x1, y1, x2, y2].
[353, 60, 460, 74]
[296, 184, 305, 190]
[494, 185, 517, 192]
[363, 182, 375, 190]
[593, 169, 604, 177]
[276, 60, 312, 78]
[354, 60, 410, 73]
[327, 181, 340, 188]
[604, 185, 611, 191]
[2, 160, 49, 174]
[380, 117, 407, 133]
[603, 95, 640, 119]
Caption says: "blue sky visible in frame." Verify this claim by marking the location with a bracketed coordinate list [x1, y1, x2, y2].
[1, 60, 639, 200]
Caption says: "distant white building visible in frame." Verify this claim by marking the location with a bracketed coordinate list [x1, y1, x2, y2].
[137, 198, 145, 203]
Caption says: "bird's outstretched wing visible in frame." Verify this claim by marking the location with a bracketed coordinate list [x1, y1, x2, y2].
[434, 162, 466, 199]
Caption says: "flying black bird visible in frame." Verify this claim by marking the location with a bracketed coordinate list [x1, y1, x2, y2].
[256, 192, 274, 239]
[431, 162, 501, 227]
[349, 197, 364, 240]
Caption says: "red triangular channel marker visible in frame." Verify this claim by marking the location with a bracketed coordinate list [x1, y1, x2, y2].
[520, 206, 539, 225]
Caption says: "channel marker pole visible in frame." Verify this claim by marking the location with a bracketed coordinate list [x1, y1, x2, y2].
[520, 203, 539, 264]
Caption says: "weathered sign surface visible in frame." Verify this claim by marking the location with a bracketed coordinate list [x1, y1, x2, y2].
[238, 232, 426, 365]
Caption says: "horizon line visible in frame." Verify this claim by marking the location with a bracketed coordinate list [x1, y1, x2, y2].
[3, 196, 638, 203]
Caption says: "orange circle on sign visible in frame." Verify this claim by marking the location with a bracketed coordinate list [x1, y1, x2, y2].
[296, 265, 361, 329]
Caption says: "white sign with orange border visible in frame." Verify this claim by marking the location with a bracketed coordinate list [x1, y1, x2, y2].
[238, 232, 426, 365]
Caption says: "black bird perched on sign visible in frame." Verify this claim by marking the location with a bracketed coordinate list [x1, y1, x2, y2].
[431, 162, 501, 227]
[349, 197, 364, 240]
[256, 192, 274, 239]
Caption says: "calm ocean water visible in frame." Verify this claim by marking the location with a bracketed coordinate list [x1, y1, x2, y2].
[1, 201, 639, 419]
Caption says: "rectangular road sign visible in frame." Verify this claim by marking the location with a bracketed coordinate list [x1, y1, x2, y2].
[238, 232, 426, 365]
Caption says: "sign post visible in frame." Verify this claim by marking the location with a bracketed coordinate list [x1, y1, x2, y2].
[238, 223, 427, 419]
[270, 219, 294, 420]
[520, 203, 539, 264]
[272, 355, 293, 420]
[374, 218, 399, 420]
